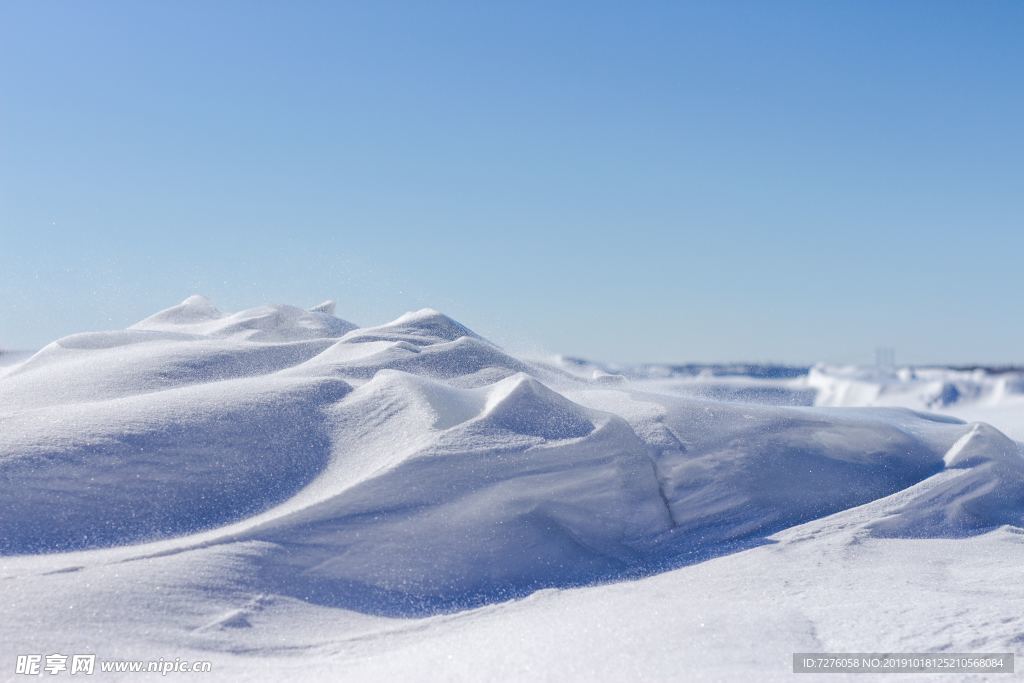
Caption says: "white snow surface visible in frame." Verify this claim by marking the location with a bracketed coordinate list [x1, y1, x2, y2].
[2, 298, 1023, 681]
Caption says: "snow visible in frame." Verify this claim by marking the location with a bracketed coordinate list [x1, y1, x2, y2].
[131, 297, 358, 342]
[1, 297, 1022, 680]
[807, 363, 1024, 442]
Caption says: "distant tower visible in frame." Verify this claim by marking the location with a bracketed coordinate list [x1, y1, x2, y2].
[875, 346, 895, 371]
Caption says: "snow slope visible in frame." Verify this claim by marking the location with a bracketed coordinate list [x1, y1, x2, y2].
[1, 298, 1022, 680]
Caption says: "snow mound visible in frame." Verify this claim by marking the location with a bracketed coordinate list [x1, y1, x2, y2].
[1, 298, 1021, 617]
[1, 335, 336, 409]
[133, 295, 357, 342]
[309, 299, 336, 314]
[870, 422, 1024, 537]
[480, 374, 594, 439]
[140, 293, 223, 325]
[0, 375, 351, 553]
[340, 308, 481, 347]
[293, 332, 530, 388]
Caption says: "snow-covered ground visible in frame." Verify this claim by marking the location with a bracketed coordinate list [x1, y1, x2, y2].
[1, 298, 1022, 681]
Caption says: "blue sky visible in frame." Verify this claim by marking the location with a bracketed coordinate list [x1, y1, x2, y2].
[1, 1, 1021, 363]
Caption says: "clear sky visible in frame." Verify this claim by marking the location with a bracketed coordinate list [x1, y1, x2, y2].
[1, 1, 1021, 364]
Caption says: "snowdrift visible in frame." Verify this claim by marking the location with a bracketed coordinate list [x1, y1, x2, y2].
[809, 363, 1024, 410]
[1, 297, 1022, 616]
